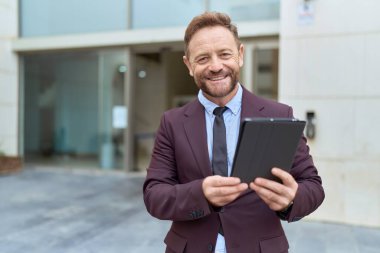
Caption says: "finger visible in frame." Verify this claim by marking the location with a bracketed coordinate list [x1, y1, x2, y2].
[207, 183, 248, 206]
[252, 178, 295, 203]
[211, 183, 248, 197]
[253, 177, 285, 195]
[271, 168, 297, 188]
[213, 176, 242, 187]
[271, 168, 298, 195]
[212, 191, 245, 206]
[258, 195, 286, 211]
[250, 182, 289, 210]
[250, 182, 272, 199]
[250, 182, 286, 205]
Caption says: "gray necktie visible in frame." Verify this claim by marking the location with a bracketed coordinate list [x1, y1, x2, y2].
[212, 106, 228, 237]
[212, 107, 228, 177]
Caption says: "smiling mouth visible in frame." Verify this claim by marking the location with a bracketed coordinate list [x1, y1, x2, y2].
[207, 75, 228, 81]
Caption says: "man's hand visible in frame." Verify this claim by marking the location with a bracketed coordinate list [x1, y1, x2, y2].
[250, 168, 298, 211]
[202, 176, 248, 207]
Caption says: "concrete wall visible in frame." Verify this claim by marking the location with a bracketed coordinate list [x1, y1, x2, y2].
[279, 0, 380, 227]
[0, 0, 18, 156]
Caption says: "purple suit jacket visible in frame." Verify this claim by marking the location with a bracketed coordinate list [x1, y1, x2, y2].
[143, 87, 324, 253]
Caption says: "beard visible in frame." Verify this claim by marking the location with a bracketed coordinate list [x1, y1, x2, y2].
[195, 68, 239, 98]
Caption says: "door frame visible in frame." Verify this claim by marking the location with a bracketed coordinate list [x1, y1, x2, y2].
[241, 38, 279, 94]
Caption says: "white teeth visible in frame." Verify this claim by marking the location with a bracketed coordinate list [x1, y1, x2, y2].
[209, 76, 225, 81]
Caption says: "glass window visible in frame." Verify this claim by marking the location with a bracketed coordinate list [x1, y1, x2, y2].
[210, 0, 280, 22]
[131, 0, 204, 29]
[20, 0, 128, 37]
[24, 49, 129, 170]
[253, 48, 279, 100]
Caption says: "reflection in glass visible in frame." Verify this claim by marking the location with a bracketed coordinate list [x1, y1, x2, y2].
[210, 0, 280, 22]
[131, 0, 204, 29]
[24, 50, 127, 169]
[98, 51, 127, 169]
[20, 0, 128, 37]
[253, 49, 279, 100]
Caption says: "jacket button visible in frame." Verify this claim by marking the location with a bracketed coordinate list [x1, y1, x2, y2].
[207, 243, 213, 252]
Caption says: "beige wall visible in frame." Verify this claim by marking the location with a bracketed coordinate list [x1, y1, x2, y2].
[279, 0, 380, 227]
[0, 0, 18, 156]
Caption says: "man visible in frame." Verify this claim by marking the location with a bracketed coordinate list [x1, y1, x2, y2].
[143, 12, 324, 253]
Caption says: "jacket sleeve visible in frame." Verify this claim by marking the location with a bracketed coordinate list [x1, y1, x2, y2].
[284, 106, 325, 222]
[143, 113, 212, 221]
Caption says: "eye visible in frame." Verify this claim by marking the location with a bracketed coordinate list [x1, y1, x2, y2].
[220, 52, 232, 59]
[196, 57, 209, 64]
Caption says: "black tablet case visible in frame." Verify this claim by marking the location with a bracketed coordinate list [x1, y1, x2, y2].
[231, 118, 306, 183]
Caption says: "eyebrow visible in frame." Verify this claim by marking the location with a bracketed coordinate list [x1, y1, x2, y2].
[219, 48, 234, 53]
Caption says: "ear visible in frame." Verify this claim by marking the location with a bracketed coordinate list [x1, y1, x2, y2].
[238, 44, 244, 67]
[183, 55, 194, 76]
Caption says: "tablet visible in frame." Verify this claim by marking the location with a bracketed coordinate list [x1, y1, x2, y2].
[231, 118, 306, 183]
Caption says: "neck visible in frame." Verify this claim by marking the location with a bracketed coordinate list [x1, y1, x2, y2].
[204, 83, 239, 107]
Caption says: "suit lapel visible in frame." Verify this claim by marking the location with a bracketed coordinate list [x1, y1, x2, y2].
[182, 87, 266, 178]
[183, 100, 212, 178]
[241, 86, 267, 120]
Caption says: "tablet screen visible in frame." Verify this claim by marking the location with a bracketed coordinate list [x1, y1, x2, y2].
[231, 118, 306, 183]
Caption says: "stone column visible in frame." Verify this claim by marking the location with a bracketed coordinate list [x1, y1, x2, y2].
[0, 0, 18, 156]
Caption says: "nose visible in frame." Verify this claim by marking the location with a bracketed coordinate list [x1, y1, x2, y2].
[208, 56, 223, 73]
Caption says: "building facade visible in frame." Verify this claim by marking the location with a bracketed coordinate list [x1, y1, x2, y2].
[280, 0, 380, 227]
[1, 0, 379, 227]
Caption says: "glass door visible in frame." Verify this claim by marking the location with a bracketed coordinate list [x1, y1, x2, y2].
[23, 48, 130, 170]
[242, 40, 279, 100]
[98, 50, 129, 169]
[253, 48, 279, 100]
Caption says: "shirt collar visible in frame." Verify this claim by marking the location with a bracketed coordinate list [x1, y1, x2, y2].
[198, 83, 242, 116]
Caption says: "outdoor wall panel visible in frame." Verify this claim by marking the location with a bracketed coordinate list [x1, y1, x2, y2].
[281, 0, 380, 38]
[363, 33, 380, 96]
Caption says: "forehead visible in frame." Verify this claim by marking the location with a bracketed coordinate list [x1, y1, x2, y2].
[187, 26, 238, 55]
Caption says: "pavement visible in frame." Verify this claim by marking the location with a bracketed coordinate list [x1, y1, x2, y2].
[0, 166, 379, 253]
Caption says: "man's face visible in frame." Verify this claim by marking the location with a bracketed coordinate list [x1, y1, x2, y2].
[183, 26, 244, 100]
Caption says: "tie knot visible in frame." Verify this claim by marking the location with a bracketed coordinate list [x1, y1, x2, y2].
[213, 107, 228, 117]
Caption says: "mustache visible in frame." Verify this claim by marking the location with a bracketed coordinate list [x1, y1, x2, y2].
[203, 70, 231, 79]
